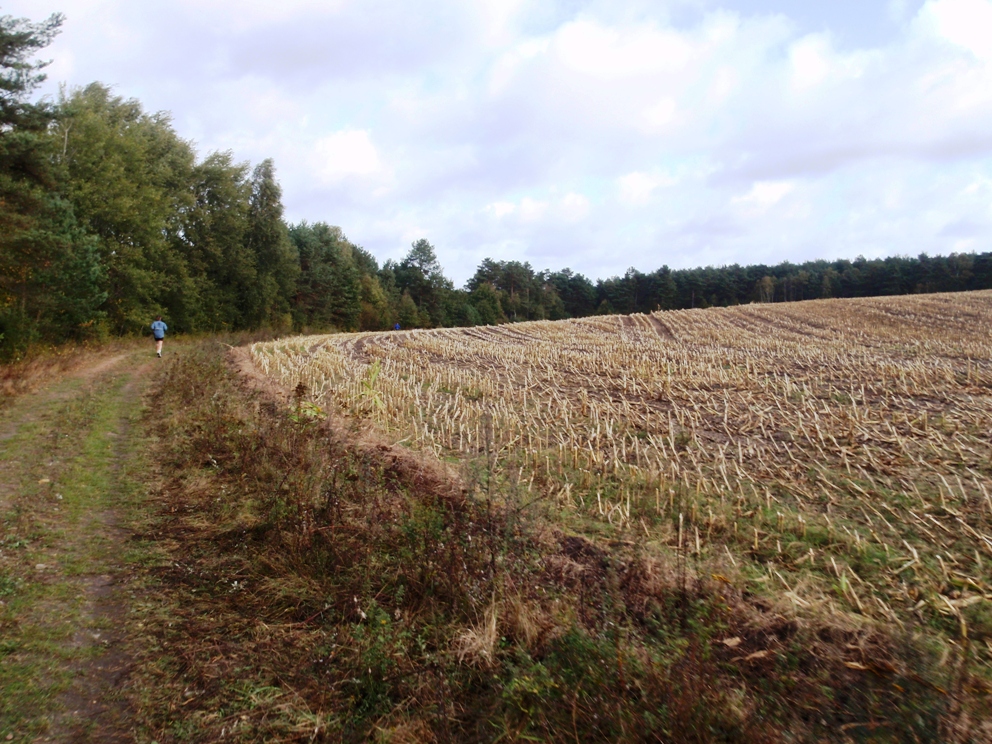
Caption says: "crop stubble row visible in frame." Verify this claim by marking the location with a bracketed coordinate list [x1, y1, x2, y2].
[251, 291, 992, 634]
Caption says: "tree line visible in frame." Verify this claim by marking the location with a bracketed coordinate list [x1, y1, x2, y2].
[2, 12, 991, 360]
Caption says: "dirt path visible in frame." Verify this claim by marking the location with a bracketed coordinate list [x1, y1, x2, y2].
[0, 351, 155, 743]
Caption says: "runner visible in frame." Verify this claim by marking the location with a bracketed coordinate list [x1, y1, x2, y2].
[151, 316, 167, 357]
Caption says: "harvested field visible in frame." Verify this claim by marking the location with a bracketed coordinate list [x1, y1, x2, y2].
[251, 292, 992, 648]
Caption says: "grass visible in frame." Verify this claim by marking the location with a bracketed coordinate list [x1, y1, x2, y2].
[118, 339, 985, 742]
[0, 356, 147, 741]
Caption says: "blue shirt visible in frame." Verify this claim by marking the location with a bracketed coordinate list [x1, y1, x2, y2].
[151, 320, 167, 339]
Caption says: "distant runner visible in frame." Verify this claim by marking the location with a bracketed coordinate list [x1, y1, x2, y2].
[151, 316, 167, 357]
[394, 323, 401, 331]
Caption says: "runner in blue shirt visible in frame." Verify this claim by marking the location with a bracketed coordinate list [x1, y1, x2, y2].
[151, 316, 167, 357]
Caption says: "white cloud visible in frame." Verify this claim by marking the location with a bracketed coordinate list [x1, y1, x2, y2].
[313, 130, 383, 184]
[558, 192, 590, 221]
[486, 201, 517, 218]
[920, 0, 992, 59]
[642, 98, 678, 131]
[708, 66, 738, 103]
[475, 0, 528, 44]
[489, 39, 550, 94]
[519, 198, 548, 222]
[962, 175, 992, 194]
[889, 0, 913, 22]
[618, 171, 678, 204]
[790, 35, 832, 89]
[9, 0, 992, 284]
[484, 193, 589, 224]
[732, 181, 796, 214]
[553, 19, 694, 79]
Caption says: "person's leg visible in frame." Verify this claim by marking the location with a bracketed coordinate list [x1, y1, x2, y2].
[156, 338, 163, 356]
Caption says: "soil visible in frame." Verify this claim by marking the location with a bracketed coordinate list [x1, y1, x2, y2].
[645, 313, 675, 341]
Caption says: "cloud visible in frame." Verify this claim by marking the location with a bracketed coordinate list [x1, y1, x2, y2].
[484, 193, 589, 224]
[641, 98, 678, 132]
[920, 0, 992, 59]
[313, 130, 384, 184]
[553, 19, 695, 78]
[486, 201, 517, 218]
[732, 181, 796, 213]
[10, 0, 992, 284]
[617, 171, 678, 204]
[939, 218, 989, 238]
[789, 35, 833, 89]
[559, 192, 590, 221]
[889, 0, 914, 22]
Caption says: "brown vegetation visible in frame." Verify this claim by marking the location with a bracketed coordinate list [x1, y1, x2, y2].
[231, 291, 992, 739]
[252, 292, 992, 635]
[116, 292, 992, 740]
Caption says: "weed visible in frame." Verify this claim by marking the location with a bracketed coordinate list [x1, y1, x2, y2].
[0, 572, 22, 597]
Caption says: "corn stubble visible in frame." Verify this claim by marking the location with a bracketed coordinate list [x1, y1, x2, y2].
[252, 291, 992, 659]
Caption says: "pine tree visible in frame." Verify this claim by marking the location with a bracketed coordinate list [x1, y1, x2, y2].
[289, 222, 361, 331]
[0, 12, 107, 358]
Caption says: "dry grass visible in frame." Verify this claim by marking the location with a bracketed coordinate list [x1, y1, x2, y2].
[125, 329, 992, 742]
[453, 602, 499, 666]
[0, 342, 115, 404]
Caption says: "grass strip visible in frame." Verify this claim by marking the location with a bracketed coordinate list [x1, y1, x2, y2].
[0, 361, 144, 741]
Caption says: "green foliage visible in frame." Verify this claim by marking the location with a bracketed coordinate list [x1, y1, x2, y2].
[0, 11, 63, 128]
[597, 252, 992, 312]
[393, 239, 454, 327]
[244, 159, 299, 327]
[360, 359, 385, 412]
[0, 12, 108, 359]
[180, 151, 255, 330]
[0, 181, 107, 355]
[358, 273, 393, 331]
[469, 282, 506, 325]
[466, 258, 563, 322]
[7, 75, 293, 346]
[549, 268, 598, 317]
[457, 251, 992, 327]
[0, 572, 22, 598]
[288, 400, 324, 424]
[56, 83, 198, 334]
[395, 290, 425, 329]
[289, 221, 361, 331]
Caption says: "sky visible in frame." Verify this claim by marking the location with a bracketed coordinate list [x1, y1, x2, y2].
[10, 0, 992, 285]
